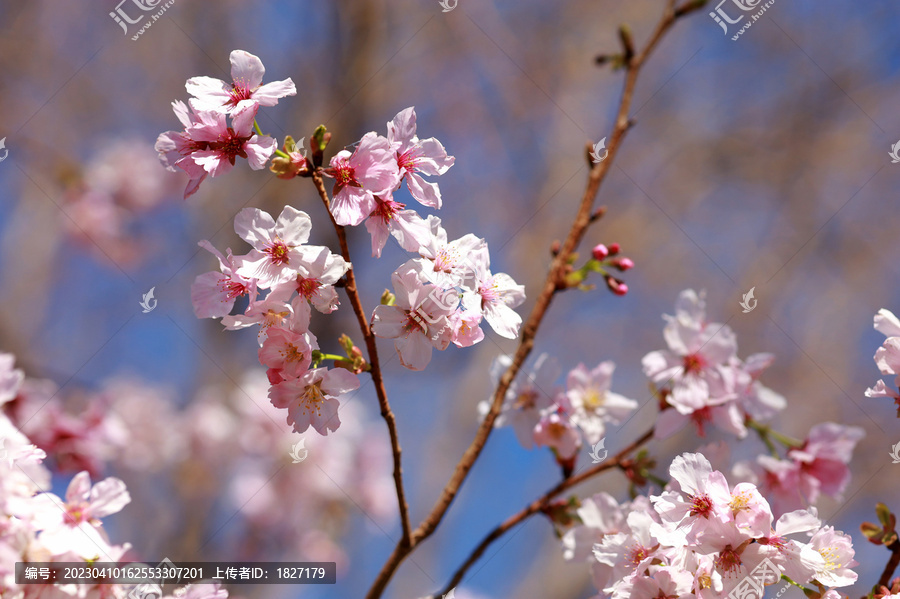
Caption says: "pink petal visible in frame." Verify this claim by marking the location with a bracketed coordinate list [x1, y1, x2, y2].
[230, 50, 265, 89]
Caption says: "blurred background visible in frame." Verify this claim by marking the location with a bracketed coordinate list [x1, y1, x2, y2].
[1, 0, 899, 597]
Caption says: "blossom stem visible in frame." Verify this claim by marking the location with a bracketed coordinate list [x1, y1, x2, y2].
[310, 171, 413, 547]
[365, 2, 707, 596]
[435, 427, 655, 596]
[253, 119, 290, 158]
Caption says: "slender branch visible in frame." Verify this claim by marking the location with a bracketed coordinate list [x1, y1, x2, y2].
[311, 172, 412, 546]
[365, 2, 706, 597]
[878, 540, 900, 589]
[437, 427, 655, 595]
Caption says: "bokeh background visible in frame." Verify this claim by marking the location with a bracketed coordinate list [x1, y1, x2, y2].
[1, 0, 899, 597]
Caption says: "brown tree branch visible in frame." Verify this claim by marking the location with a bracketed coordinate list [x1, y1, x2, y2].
[437, 427, 655, 596]
[878, 540, 900, 590]
[311, 172, 412, 546]
[365, 2, 706, 597]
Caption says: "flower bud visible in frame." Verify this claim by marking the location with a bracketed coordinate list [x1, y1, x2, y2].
[591, 243, 609, 260]
[608, 243, 621, 255]
[614, 257, 634, 271]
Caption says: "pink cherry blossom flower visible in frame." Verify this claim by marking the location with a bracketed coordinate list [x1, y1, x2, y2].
[191, 240, 258, 319]
[185, 100, 277, 177]
[223, 294, 310, 347]
[449, 309, 485, 347]
[326, 132, 400, 227]
[258, 326, 317, 380]
[479, 353, 560, 449]
[593, 510, 663, 590]
[155, 99, 209, 198]
[27, 472, 130, 559]
[415, 217, 487, 289]
[370, 262, 456, 370]
[386, 107, 455, 209]
[786, 422, 864, 503]
[233, 206, 313, 287]
[808, 526, 858, 587]
[642, 290, 738, 414]
[565, 362, 638, 445]
[758, 508, 826, 584]
[461, 260, 525, 340]
[364, 194, 432, 258]
[186, 50, 296, 113]
[533, 406, 581, 460]
[561, 492, 625, 562]
[268, 245, 349, 314]
[268, 368, 360, 436]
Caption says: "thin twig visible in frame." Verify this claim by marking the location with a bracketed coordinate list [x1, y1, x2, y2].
[438, 427, 654, 595]
[311, 172, 413, 546]
[364, 2, 705, 597]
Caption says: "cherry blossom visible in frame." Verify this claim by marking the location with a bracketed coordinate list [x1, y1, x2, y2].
[0, 353, 23, 406]
[191, 239, 258, 319]
[386, 106, 455, 209]
[642, 290, 739, 417]
[269, 367, 361, 435]
[234, 206, 314, 287]
[461, 255, 525, 339]
[326, 132, 400, 226]
[268, 245, 349, 314]
[364, 194, 432, 258]
[533, 404, 581, 460]
[479, 353, 560, 449]
[415, 217, 487, 289]
[371, 261, 456, 370]
[258, 326, 318, 380]
[565, 361, 638, 445]
[186, 49, 296, 113]
[155, 99, 209, 198]
[185, 100, 277, 177]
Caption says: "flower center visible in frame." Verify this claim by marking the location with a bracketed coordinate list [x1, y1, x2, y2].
[547, 421, 568, 439]
[218, 278, 248, 300]
[332, 157, 358, 188]
[298, 382, 325, 417]
[263, 240, 291, 265]
[64, 506, 86, 526]
[817, 544, 840, 572]
[583, 389, 606, 410]
[480, 279, 501, 306]
[397, 148, 419, 174]
[261, 309, 290, 328]
[282, 343, 305, 364]
[513, 389, 537, 411]
[403, 309, 429, 335]
[715, 546, 742, 572]
[683, 353, 706, 374]
[371, 197, 404, 222]
[627, 544, 649, 567]
[228, 78, 255, 106]
[688, 494, 714, 518]
[216, 128, 248, 162]
[295, 277, 322, 299]
[729, 491, 752, 513]
[697, 573, 712, 589]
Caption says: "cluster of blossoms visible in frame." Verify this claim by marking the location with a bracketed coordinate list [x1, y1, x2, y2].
[0, 353, 228, 599]
[643, 289, 788, 439]
[480, 353, 638, 471]
[192, 205, 360, 436]
[156, 50, 295, 199]
[560, 452, 858, 598]
[865, 308, 900, 416]
[1, 354, 393, 578]
[541, 290, 866, 598]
